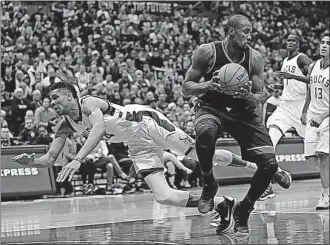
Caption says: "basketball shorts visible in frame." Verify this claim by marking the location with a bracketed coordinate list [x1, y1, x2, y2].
[195, 104, 275, 162]
[126, 117, 195, 175]
[304, 112, 329, 156]
[267, 100, 306, 138]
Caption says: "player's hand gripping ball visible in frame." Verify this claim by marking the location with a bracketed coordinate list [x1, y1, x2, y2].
[216, 63, 250, 96]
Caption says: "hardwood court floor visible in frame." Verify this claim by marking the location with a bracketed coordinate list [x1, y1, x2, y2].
[1, 179, 329, 244]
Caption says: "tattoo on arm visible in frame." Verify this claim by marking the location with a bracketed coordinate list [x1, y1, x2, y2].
[248, 50, 265, 106]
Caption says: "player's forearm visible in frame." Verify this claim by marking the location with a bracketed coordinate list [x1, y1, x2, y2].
[289, 74, 310, 84]
[34, 153, 56, 168]
[182, 81, 210, 97]
[302, 88, 311, 114]
[246, 93, 263, 107]
[75, 126, 105, 160]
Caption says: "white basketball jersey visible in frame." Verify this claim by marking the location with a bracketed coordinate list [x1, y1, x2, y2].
[64, 97, 142, 143]
[280, 53, 307, 102]
[308, 59, 329, 115]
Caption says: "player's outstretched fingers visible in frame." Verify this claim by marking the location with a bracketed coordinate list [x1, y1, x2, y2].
[12, 153, 26, 161]
[68, 171, 75, 182]
[57, 168, 69, 182]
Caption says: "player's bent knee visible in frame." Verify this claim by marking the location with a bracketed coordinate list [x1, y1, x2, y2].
[264, 161, 278, 175]
[195, 119, 219, 147]
[106, 163, 113, 169]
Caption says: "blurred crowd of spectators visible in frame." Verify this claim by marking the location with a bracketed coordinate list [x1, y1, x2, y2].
[1, 1, 328, 195]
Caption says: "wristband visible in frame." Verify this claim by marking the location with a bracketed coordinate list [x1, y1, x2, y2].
[74, 158, 83, 163]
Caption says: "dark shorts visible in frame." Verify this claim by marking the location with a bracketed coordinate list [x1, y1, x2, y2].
[194, 104, 275, 161]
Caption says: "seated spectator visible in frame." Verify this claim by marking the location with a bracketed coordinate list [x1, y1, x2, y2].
[53, 135, 76, 196]
[18, 118, 38, 145]
[19, 110, 34, 132]
[163, 151, 193, 189]
[184, 120, 196, 139]
[11, 88, 32, 136]
[79, 139, 132, 195]
[30, 89, 43, 111]
[1, 80, 12, 112]
[35, 125, 53, 145]
[34, 97, 58, 132]
[41, 67, 62, 97]
[1, 127, 12, 147]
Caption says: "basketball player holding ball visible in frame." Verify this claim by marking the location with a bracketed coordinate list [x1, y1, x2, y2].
[183, 14, 283, 235]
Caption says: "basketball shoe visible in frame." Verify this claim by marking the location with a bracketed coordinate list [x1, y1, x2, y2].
[233, 201, 254, 236]
[209, 196, 237, 234]
[198, 176, 218, 213]
[316, 193, 329, 210]
[258, 185, 276, 201]
[273, 169, 292, 189]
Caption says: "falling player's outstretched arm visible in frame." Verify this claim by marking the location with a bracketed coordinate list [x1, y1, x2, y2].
[234, 50, 264, 106]
[12, 120, 70, 168]
[75, 97, 106, 161]
[278, 54, 311, 83]
[57, 97, 107, 182]
[182, 44, 221, 97]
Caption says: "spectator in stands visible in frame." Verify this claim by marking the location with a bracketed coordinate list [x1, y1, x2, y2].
[34, 97, 58, 132]
[11, 88, 32, 135]
[35, 125, 53, 145]
[18, 118, 38, 145]
[19, 110, 34, 132]
[30, 89, 43, 111]
[41, 67, 62, 97]
[79, 139, 132, 195]
[1, 80, 12, 112]
[164, 151, 193, 189]
[1, 127, 12, 147]
[3, 67, 15, 93]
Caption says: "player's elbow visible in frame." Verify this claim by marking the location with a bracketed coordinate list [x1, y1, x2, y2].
[181, 82, 191, 98]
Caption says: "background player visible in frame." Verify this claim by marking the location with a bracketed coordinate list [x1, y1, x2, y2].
[182, 14, 280, 235]
[279, 31, 329, 210]
[261, 32, 312, 200]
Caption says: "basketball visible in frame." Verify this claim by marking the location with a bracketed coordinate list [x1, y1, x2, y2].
[217, 63, 250, 96]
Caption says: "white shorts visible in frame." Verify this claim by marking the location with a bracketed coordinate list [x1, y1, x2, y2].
[304, 112, 329, 156]
[267, 100, 306, 138]
[126, 117, 195, 174]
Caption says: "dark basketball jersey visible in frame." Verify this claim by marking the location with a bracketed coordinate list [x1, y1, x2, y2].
[199, 41, 254, 111]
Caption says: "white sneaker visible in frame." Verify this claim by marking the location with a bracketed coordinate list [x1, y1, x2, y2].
[183, 181, 191, 188]
[316, 193, 330, 210]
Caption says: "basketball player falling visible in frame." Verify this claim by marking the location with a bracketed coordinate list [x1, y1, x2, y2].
[12, 81, 286, 223]
[278, 31, 329, 210]
[182, 14, 287, 235]
[259, 32, 312, 200]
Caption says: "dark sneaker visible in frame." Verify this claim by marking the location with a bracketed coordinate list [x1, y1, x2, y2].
[84, 183, 94, 195]
[233, 201, 254, 236]
[198, 178, 218, 214]
[273, 169, 292, 189]
[210, 196, 237, 234]
[258, 185, 276, 201]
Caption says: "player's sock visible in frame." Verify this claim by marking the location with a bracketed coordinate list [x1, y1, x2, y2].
[322, 188, 329, 196]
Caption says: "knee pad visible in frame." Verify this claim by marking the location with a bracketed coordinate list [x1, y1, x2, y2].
[195, 119, 220, 147]
[255, 153, 278, 175]
[264, 161, 278, 176]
